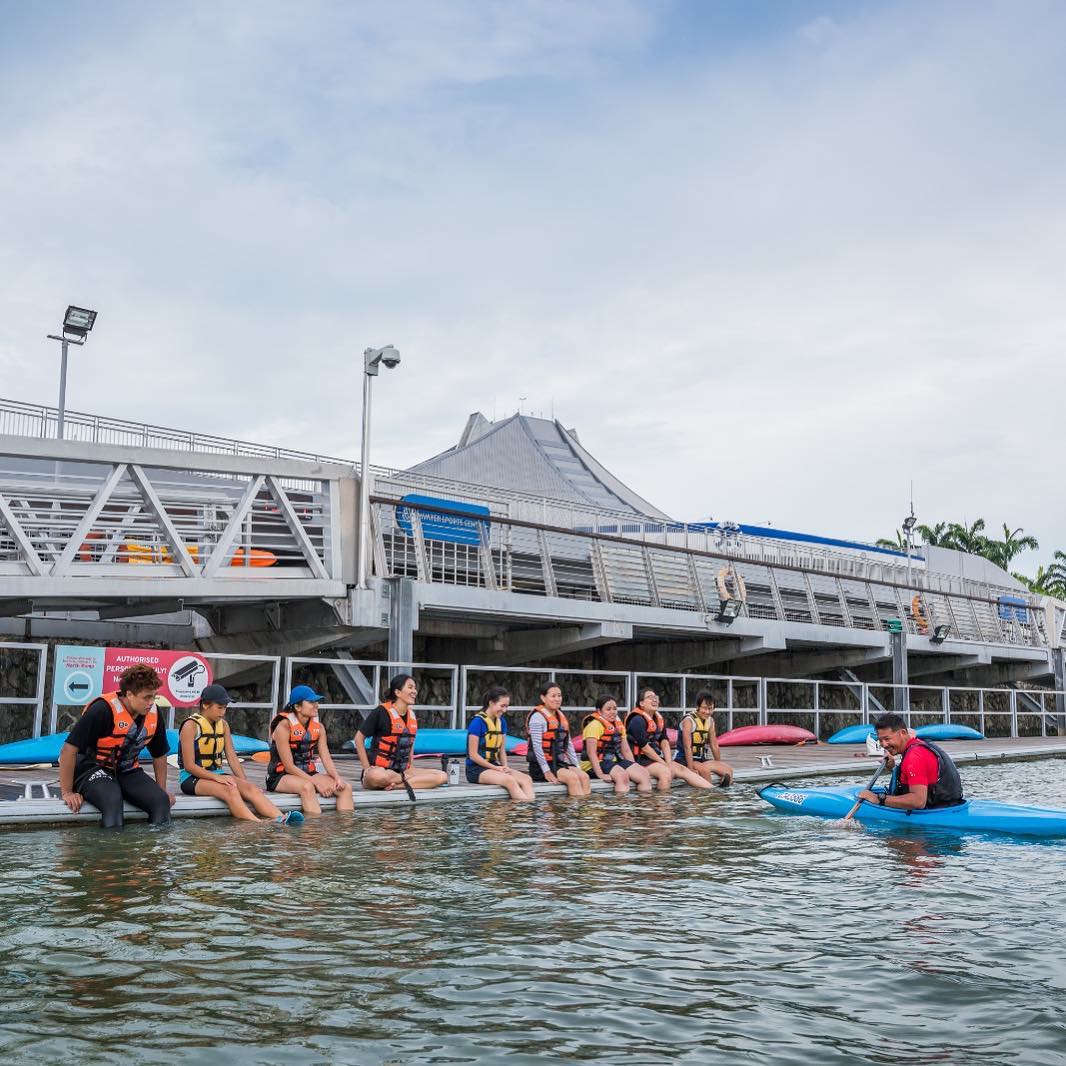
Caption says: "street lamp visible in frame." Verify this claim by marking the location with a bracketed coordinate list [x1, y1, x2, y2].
[356, 345, 401, 590]
[47, 305, 97, 440]
[902, 510, 917, 590]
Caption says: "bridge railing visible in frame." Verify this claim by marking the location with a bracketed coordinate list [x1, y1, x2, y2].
[2, 646, 1063, 743]
[0, 436, 354, 591]
[371, 496, 1049, 650]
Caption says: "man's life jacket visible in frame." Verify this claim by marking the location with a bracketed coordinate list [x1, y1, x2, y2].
[890, 738, 964, 809]
[84, 692, 159, 774]
[177, 712, 226, 772]
[680, 711, 712, 762]
[370, 702, 418, 772]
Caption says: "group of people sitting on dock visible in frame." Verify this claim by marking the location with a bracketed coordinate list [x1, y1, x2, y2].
[58, 665, 736, 827]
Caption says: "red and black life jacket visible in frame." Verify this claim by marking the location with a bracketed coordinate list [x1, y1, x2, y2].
[369, 701, 418, 772]
[84, 692, 159, 774]
[890, 738, 964, 809]
[625, 707, 666, 758]
[270, 710, 321, 775]
[526, 706, 571, 771]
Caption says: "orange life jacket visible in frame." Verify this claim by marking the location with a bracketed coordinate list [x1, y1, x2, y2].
[625, 707, 666, 759]
[270, 710, 321, 775]
[526, 705, 571, 771]
[84, 692, 160, 774]
[581, 711, 624, 761]
[370, 702, 418, 771]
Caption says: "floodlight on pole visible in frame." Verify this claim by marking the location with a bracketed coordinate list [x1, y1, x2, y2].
[930, 623, 951, 644]
[47, 305, 97, 440]
[716, 598, 744, 624]
[356, 345, 401, 590]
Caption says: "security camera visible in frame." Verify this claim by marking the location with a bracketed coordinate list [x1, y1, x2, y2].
[380, 346, 401, 369]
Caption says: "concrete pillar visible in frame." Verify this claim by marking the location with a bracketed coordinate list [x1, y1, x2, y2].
[1053, 648, 1066, 734]
[891, 630, 908, 715]
[387, 577, 417, 671]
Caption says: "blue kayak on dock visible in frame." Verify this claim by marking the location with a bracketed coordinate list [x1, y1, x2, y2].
[758, 783, 1066, 837]
[346, 728, 527, 757]
[826, 723, 985, 744]
[0, 729, 269, 766]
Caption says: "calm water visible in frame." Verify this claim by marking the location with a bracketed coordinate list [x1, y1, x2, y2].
[1, 762, 1065, 1065]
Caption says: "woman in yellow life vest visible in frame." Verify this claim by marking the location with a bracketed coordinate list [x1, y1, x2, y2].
[266, 685, 354, 815]
[465, 687, 535, 801]
[581, 695, 652, 795]
[177, 684, 301, 824]
[675, 690, 734, 787]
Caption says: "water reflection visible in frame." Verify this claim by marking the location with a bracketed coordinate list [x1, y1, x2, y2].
[0, 766, 1061, 1064]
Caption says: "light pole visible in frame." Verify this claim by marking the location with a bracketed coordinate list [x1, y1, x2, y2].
[47, 305, 97, 439]
[902, 510, 917, 590]
[356, 345, 401, 590]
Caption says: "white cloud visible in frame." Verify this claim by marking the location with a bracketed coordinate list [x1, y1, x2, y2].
[0, 0, 1063, 571]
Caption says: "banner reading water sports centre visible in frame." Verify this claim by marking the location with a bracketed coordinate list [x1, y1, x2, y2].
[395, 494, 491, 546]
[52, 646, 213, 708]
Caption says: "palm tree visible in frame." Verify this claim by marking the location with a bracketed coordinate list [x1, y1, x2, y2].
[916, 520, 953, 547]
[985, 524, 1039, 571]
[1013, 566, 1058, 596]
[877, 530, 906, 551]
[946, 519, 988, 555]
[1046, 550, 1066, 595]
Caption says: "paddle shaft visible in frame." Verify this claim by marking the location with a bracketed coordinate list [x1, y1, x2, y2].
[400, 770, 416, 803]
[843, 758, 892, 821]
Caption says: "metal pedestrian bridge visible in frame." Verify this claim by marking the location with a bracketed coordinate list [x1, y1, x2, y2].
[0, 400, 1063, 690]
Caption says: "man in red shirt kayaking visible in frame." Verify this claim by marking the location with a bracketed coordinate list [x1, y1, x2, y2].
[856, 713, 964, 810]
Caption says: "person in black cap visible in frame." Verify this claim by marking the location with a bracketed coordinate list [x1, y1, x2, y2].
[177, 683, 303, 823]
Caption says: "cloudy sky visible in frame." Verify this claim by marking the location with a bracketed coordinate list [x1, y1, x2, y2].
[1, 1, 1063, 570]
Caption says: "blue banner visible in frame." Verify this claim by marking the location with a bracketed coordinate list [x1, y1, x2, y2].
[396, 494, 490, 546]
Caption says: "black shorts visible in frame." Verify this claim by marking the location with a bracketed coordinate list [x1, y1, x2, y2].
[601, 756, 634, 773]
[265, 769, 319, 792]
[466, 763, 497, 784]
[527, 760, 577, 783]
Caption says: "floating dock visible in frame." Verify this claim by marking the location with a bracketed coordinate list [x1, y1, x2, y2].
[1, 736, 1065, 827]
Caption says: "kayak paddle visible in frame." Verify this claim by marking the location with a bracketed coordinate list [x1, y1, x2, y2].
[399, 770, 416, 803]
[843, 758, 893, 822]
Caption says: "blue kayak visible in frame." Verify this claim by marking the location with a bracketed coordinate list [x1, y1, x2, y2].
[347, 728, 526, 757]
[758, 783, 1066, 837]
[826, 724, 875, 744]
[0, 729, 269, 766]
[827, 723, 985, 744]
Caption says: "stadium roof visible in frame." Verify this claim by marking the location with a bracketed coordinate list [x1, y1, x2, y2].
[406, 412, 671, 519]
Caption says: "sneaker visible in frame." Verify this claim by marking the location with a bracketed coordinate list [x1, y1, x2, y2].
[275, 810, 306, 825]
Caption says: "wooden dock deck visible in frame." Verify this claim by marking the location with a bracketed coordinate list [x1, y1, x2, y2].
[1, 736, 1065, 826]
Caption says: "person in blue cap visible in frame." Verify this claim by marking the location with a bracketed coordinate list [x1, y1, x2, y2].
[266, 684, 353, 815]
[177, 683, 303, 824]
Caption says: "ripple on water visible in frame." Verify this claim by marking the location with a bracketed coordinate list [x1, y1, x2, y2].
[1, 763, 1066, 1063]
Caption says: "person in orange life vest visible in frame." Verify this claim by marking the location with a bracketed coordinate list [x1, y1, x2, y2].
[856, 713, 964, 810]
[178, 683, 300, 823]
[355, 674, 448, 792]
[675, 691, 734, 787]
[266, 685, 353, 815]
[465, 687, 535, 801]
[625, 687, 712, 792]
[581, 694, 652, 795]
[58, 663, 174, 829]
[525, 682, 591, 797]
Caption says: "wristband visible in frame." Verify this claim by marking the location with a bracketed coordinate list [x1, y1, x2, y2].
[877, 793, 886, 806]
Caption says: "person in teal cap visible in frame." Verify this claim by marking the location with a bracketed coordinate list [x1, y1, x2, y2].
[265, 684, 353, 815]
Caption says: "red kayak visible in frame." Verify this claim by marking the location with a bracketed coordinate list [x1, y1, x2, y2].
[717, 724, 816, 746]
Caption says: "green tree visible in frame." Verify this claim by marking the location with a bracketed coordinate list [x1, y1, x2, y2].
[1045, 550, 1066, 595]
[877, 530, 906, 551]
[916, 520, 953, 547]
[945, 519, 988, 555]
[984, 524, 1039, 571]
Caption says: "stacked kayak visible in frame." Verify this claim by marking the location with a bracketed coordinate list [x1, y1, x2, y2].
[0, 730, 269, 766]
[826, 723, 985, 744]
[758, 783, 1066, 837]
[718, 725, 816, 746]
